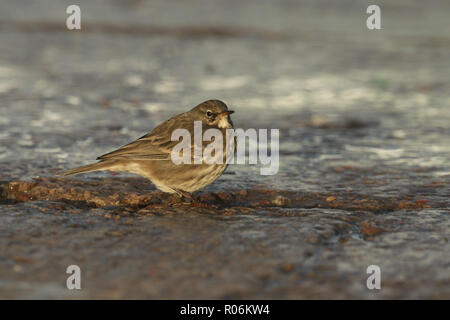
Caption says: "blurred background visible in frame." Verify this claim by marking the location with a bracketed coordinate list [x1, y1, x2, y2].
[1, 0, 449, 186]
[0, 0, 449, 299]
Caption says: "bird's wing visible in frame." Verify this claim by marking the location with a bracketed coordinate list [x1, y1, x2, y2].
[97, 113, 193, 161]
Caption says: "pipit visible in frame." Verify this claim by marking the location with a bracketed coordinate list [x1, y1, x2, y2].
[62, 100, 234, 199]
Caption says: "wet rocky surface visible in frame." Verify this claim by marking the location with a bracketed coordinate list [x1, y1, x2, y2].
[0, 0, 449, 298]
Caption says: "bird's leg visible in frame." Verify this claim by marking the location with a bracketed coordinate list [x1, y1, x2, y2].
[171, 189, 217, 209]
[172, 188, 194, 202]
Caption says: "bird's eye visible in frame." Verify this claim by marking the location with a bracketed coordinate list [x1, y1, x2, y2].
[206, 110, 213, 117]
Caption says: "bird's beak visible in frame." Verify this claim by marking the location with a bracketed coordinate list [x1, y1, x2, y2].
[217, 110, 234, 129]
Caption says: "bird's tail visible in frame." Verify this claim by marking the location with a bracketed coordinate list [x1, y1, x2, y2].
[60, 161, 117, 176]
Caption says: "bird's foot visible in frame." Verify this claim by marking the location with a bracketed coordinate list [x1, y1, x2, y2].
[172, 189, 218, 209]
[172, 188, 193, 201]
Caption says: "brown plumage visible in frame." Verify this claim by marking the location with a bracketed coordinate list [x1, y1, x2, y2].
[61, 100, 234, 198]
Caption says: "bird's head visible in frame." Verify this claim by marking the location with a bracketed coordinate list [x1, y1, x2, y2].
[191, 99, 234, 129]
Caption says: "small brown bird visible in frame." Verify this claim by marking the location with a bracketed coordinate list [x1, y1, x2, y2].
[62, 100, 234, 199]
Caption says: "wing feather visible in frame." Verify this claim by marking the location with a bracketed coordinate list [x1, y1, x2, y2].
[96, 112, 192, 161]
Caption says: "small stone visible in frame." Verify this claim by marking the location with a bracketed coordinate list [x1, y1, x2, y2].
[238, 190, 248, 197]
[250, 200, 271, 207]
[105, 231, 124, 237]
[281, 263, 293, 273]
[359, 221, 385, 236]
[13, 265, 23, 272]
[416, 199, 429, 208]
[272, 195, 289, 206]
[216, 192, 233, 202]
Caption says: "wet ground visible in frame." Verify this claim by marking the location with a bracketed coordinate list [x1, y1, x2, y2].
[0, 0, 449, 299]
